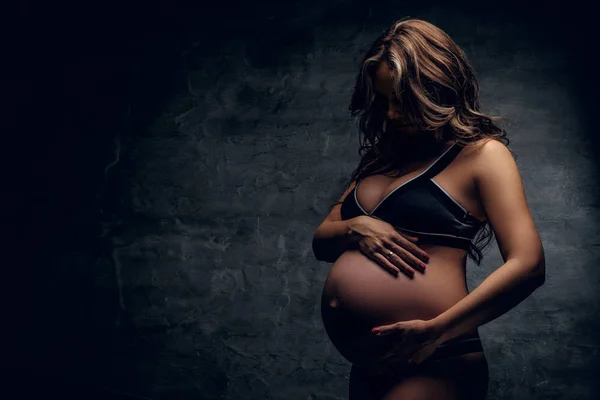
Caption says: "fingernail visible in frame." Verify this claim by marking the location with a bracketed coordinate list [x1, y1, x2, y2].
[420, 262, 427, 270]
[372, 328, 381, 334]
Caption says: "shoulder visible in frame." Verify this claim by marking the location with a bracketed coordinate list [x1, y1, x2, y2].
[475, 137, 510, 155]
[460, 138, 514, 174]
[474, 137, 514, 170]
[461, 137, 509, 155]
[468, 138, 525, 207]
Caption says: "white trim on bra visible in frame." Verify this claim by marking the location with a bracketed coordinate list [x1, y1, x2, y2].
[354, 142, 458, 215]
[395, 226, 473, 241]
[429, 178, 468, 214]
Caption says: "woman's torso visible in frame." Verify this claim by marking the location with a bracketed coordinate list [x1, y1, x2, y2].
[321, 139, 489, 365]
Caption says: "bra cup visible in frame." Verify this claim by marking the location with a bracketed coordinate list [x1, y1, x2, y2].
[340, 188, 364, 220]
[337, 142, 485, 248]
[373, 183, 473, 236]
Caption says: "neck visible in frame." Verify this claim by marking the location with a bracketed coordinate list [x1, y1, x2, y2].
[387, 131, 450, 162]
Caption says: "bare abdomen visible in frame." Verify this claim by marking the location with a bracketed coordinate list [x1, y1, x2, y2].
[320, 248, 471, 365]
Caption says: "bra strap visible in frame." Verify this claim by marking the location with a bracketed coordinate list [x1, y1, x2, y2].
[422, 142, 463, 179]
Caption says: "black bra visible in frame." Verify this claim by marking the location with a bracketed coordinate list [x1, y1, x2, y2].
[340, 142, 487, 250]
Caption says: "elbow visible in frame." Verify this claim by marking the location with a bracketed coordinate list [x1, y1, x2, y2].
[527, 257, 546, 287]
[312, 236, 327, 262]
[523, 244, 546, 286]
[312, 240, 322, 261]
[534, 248, 546, 286]
[532, 268, 545, 287]
[535, 266, 545, 286]
[312, 236, 335, 263]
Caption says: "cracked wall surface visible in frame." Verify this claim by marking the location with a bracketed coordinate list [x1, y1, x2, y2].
[7, 0, 600, 399]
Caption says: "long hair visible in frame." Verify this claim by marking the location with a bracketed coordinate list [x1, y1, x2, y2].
[332, 18, 512, 265]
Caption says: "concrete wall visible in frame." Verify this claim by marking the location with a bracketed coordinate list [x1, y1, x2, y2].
[4, 0, 599, 398]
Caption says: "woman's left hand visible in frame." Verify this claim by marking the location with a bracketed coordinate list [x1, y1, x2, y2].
[371, 319, 445, 371]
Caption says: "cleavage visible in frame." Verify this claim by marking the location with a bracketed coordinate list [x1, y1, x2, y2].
[356, 161, 436, 215]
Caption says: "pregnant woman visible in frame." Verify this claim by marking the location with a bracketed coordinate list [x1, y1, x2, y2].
[312, 19, 546, 399]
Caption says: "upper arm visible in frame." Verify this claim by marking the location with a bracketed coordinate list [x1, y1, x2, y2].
[322, 180, 358, 223]
[474, 140, 545, 272]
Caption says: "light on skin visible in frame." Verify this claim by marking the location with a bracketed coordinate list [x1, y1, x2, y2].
[374, 61, 451, 160]
[374, 62, 421, 136]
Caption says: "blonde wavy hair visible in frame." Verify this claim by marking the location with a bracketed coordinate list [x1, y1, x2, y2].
[335, 18, 512, 265]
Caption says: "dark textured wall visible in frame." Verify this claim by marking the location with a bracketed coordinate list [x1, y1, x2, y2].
[4, 0, 599, 399]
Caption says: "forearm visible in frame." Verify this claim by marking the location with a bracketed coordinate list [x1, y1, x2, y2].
[312, 217, 362, 262]
[432, 258, 545, 343]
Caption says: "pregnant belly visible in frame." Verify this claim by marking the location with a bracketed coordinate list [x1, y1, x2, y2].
[321, 249, 470, 366]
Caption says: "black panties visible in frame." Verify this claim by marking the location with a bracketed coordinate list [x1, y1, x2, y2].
[427, 333, 483, 361]
[352, 333, 485, 381]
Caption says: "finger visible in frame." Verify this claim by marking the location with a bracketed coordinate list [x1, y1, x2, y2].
[392, 228, 419, 242]
[396, 234, 430, 263]
[386, 252, 416, 278]
[400, 232, 419, 242]
[371, 322, 403, 336]
[370, 252, 403, 277]
[408, 352, 426, 365]
[392, 233, 430, 263]
[358, 242, 392, 271]
[387, 346, 416, 362]
[409, 355, 423, 365]
[395, 249, 427, 273]
[395, 229, 419, 242]
[383, 240, 427, 273]
[375, 243, 416, 278]
[376, 252, 414, 278]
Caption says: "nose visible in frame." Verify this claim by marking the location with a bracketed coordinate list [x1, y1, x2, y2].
[387, 104, 402, 122]
[387, 108, 397, 121]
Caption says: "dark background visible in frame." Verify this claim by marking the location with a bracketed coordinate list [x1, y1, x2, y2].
[3, 0, 599, 399]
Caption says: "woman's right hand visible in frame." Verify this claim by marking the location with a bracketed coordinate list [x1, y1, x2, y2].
[348, 215, 430, 278]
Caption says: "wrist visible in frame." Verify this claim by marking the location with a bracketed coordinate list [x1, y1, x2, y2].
[427, 316, 449, 341]
[347, 215, 366, 232]
[346, 216, 365, 244]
